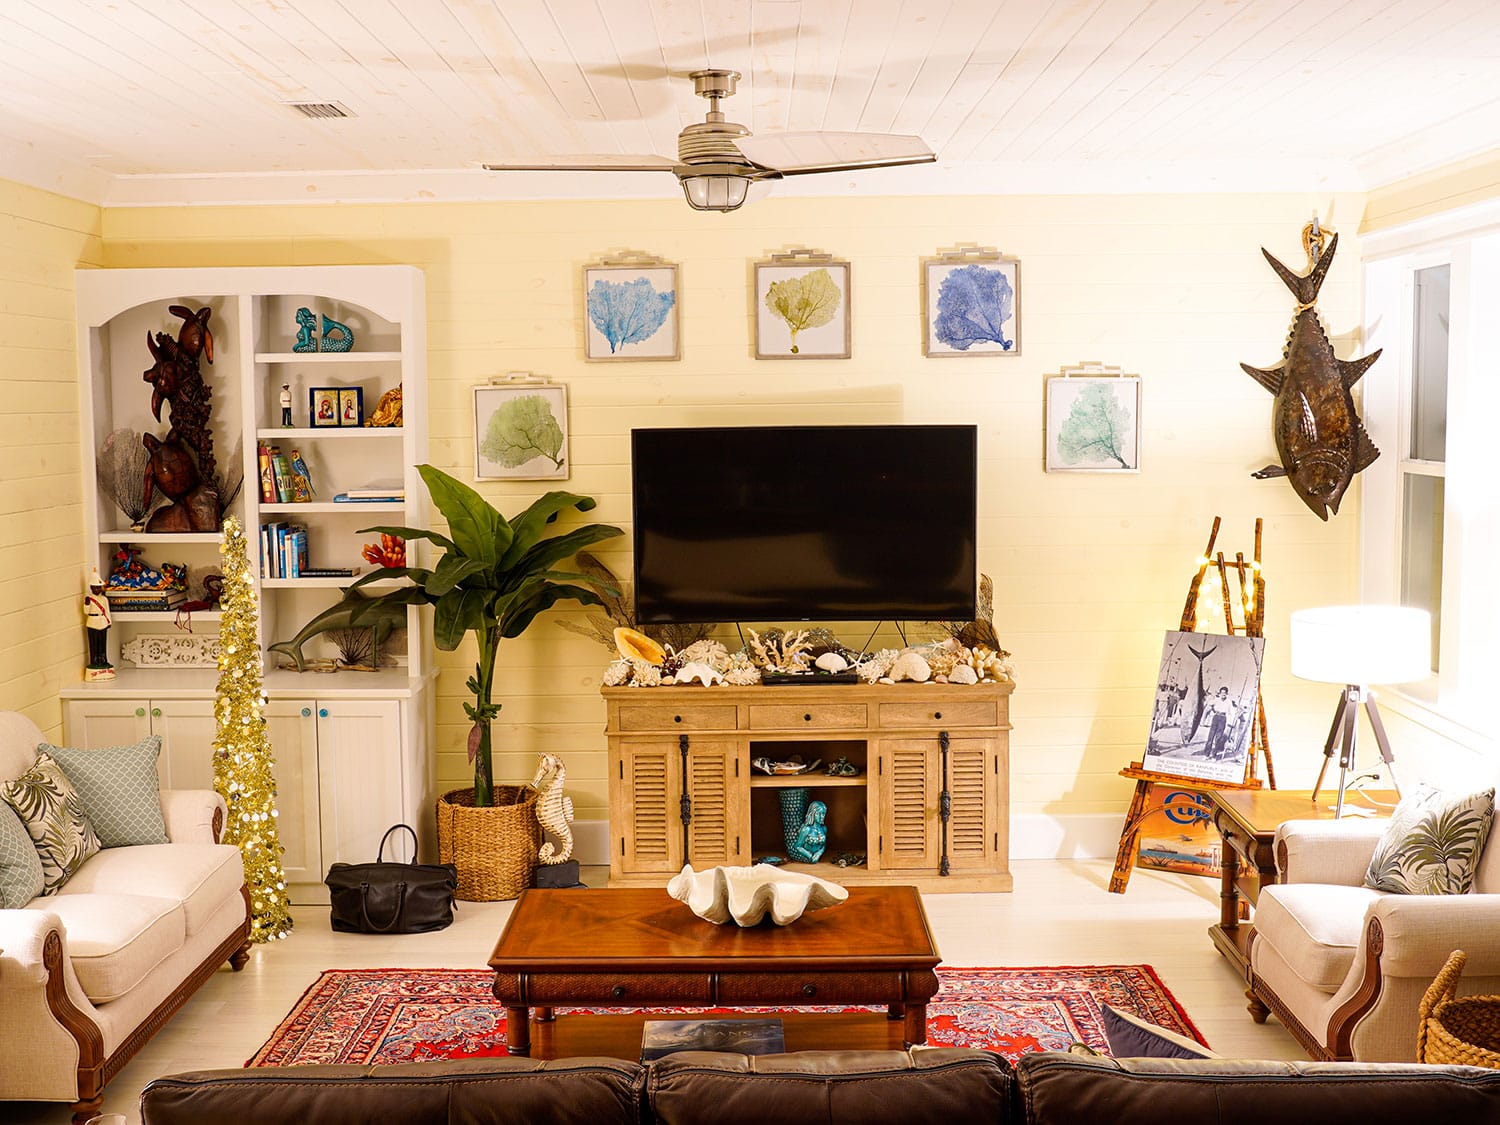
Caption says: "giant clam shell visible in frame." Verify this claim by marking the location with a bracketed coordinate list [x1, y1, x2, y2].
[666, 863, 848, 926]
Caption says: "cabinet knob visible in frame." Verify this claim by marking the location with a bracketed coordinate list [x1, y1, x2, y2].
[151, 708, 162, 718]
[934, 711, 943, 720]
[804, 714, 812, 722]
[674, 715, 682, 723]
[611, 984, 627, 999]
[301, 707, 312, 718]
[319, 708, 329, 718]
[135, 707, 146, 718]
[802, 983, 817, 997]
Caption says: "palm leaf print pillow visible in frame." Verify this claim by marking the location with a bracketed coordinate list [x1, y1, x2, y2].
[0, 753, 101, 894]
[1365, 785, 1495, 895]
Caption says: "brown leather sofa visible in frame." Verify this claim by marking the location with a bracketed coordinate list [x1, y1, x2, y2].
[139, 1048, 1500, 1124]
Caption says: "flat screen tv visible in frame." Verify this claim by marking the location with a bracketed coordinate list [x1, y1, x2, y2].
[632, 424, 977, 623]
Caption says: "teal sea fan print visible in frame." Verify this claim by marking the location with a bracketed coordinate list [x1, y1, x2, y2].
[934, 264, 1014, 351]
[482, 394, 564, 470]
[1057, 383, 1134, 468]
[587, 277, 675, 354]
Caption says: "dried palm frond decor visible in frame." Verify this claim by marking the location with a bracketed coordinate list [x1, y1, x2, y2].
[554, 550, 710, 654]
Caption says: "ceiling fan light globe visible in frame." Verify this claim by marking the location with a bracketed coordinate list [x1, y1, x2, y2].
[681, 173, 751, 212]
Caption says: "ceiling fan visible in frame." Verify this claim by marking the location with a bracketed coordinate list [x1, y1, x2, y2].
[483, 69, 936, 212]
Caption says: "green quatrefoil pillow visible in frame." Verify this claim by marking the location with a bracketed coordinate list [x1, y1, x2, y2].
[1365, 784, 1496, 895]
[0, 752, 102, 894]
[0, 801, 45, 907]
[39, 737, 170, 849]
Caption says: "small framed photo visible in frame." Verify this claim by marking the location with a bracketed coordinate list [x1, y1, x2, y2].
[923, 248, 1020, 356]
[474, 376, 569, 481]
[309, 387, 340, 427]
[337, 387, 364, 427]
[584, 253, 679, 361]
[755, 251, 850, 359]
[1045, 366, 1142, 473]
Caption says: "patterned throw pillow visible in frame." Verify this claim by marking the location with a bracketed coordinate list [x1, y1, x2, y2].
[0, 753, 102, 894]
[1365, 785, 1496, 895]
[40, 737, 168, 848]
[0, 801, 45, 907]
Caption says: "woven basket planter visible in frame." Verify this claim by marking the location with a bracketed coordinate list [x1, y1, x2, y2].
[1418, 950, 1500, 1069]
[436, 786, 541, 902]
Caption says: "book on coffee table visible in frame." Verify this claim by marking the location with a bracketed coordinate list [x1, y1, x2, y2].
[640, 1018, 785, 1061]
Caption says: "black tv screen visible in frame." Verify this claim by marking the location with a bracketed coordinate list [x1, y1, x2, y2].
[632, 425, 977, 623]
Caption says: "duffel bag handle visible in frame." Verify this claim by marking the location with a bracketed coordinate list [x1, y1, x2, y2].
[377, 823, 420, 864]
[359, 880, 408, 932]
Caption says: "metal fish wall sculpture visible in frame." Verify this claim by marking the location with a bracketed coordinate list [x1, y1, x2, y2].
[1242, 230, 1381, 520]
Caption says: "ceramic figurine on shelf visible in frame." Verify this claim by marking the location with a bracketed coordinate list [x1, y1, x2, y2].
[280, 384, 293, 426]
[288, 449, 315, 501]
[365, 384, 402, 427]
[788, 800, 829, 864]
[293, 307, 318, 352]
[319, 313, 354, 352]
[83, 568, 114, 681]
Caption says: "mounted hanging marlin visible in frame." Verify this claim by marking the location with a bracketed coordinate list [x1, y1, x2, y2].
[1242, 229, 1381, 520]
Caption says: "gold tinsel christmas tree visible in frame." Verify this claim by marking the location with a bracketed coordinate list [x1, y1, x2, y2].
[213, 516, 292, 943]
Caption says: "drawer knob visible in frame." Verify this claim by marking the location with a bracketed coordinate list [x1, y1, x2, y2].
[804, 713, 812, 722]
[611, 984, 627, 999]
[802, 983, 817, 997]
[674, 715, 682, 723]
[934, 711, 943, 720]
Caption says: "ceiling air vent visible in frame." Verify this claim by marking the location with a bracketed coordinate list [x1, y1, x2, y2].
[285, 101, 352, 120]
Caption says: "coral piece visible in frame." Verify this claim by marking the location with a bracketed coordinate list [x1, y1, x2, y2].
[948, 664, 979, 685]
[925, 639, 969, 678]
[890, 651, 933, 683]
[676, 638, 731, 671]
[674, 661, 724, 687]
[602, 659, 632, 686]
[629, 660, 662, 687]
[723, 652, 762, 686]
[615, 626, 666, 667]
[747, 627, 815, 674]
[856, 649, 898, 684]
[667, 863, 847, 927]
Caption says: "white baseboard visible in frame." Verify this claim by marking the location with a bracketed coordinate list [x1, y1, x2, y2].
[572, 813, 1122, 868]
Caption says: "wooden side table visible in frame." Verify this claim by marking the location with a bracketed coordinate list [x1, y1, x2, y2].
[1206, 788, 1395, 981]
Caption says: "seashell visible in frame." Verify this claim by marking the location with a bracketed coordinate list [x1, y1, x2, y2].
[674, 660, 725, 687]
[677, 638, 731, 671]
[815, 651, 849, 673]
[890, 651, 932, 683]
[667, 863, 848, 926]
[948, 663, 979, 685]
[614, 626, 665, 666]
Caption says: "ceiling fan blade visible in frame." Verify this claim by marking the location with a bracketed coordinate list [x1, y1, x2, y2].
[482, 154, 677, 173]
[734, 132, 935, 176]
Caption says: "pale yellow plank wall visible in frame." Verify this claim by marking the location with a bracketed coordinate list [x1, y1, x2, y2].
[0, 181, 102, 735]
[98, 192, 1366, 825]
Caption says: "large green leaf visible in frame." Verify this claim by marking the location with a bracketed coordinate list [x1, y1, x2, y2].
[426, 553, 493, 597]
[433, 587, 495, 651]
[498, 491, 598, 570]
[356, 524, 457, 555]
[512, 523, 624, 578]
[500, 583, 606, 639]
[418, 465, 512, 567]
[348, 565, 434, 594]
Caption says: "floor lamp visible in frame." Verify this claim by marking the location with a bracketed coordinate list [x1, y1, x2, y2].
[1290, 605, 1431, 818]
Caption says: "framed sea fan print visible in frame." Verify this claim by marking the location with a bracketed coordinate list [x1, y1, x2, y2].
[923, 245, 1020, 357]
[755, 249, 851, 359]
[583, 251, 679, 361]
[473, 373, 569, 481]
[1045, 363, 1141, 473]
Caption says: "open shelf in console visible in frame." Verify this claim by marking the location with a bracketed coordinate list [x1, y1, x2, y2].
[748, 738, 869, 868]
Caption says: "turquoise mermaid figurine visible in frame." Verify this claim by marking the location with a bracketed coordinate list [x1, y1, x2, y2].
[788, 800, 828, 863]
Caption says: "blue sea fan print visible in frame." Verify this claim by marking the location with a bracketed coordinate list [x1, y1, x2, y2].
[587, 277, 675, 354]
[934, 264, 1014, 351]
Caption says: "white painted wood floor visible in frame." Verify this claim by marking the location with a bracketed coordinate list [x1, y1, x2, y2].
[8, 860, 1304, 1124]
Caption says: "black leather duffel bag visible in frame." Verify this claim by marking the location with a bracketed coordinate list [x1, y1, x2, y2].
[325, 824, 458, 934]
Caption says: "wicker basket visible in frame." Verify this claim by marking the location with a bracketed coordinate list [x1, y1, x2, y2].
[1417, 950, 1500, 1069]
[435, 786, 541, 902]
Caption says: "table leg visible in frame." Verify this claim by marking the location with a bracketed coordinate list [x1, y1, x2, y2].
[506, 1006, 531, 1056]
[1220, 832, 1241, 932]
[535, 1006, 555, 1022]
[904, 1003, 927, 1046]
[887, 1002, 905, 1022]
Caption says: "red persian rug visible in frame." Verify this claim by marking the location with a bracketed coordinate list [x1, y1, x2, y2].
[248, 965, 1205, 1067]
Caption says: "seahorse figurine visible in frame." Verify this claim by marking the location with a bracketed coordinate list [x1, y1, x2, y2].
[530, 753, 574, 865]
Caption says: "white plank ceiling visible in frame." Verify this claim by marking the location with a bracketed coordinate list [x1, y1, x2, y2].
[2, 0, 1499, 206]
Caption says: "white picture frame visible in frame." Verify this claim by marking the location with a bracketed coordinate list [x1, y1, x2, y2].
[473, 377, 569, 481]
[583, 254, 680, 361]
[923, 248, 1020, 357]
[1045, 366, 1142, 473]
[755, 251, 851, 359]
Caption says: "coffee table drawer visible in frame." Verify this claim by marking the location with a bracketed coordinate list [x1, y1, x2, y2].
[516, 972, 713, 1004]
[716, 971, 906, 1003]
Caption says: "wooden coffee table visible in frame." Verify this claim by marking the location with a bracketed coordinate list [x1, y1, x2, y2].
[488, 885, 941, 1059]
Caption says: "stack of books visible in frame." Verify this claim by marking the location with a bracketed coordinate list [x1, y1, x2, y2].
[104, 587, 186, 611]
[333, 480, 405, 503]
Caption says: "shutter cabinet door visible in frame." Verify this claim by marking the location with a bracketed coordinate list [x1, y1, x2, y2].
[618, 741, 682, 875]
[946, 738, 996, 871]
[684, 740, 745, 867]
[878, 740, 939, 870]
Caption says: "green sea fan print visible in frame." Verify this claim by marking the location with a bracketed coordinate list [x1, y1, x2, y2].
[764, 269, 841, 353]
[1056, 383, 1133, 468]
[481, 394, 564, 470]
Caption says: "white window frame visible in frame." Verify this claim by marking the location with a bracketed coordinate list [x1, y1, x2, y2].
[1361, 202, 1500, 750]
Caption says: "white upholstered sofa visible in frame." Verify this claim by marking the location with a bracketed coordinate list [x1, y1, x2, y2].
[1248, 812, 1500, 1061]
[0, 711, 251, 1124]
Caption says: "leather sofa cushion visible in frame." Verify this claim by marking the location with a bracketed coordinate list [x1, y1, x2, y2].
[647, 1048, 1011, 1125]
[1015, 1052, 1500, 1124]
[31, 892, 183, 1002]
[141, 1058, 645, 1125]
[56, 842, 244, 935]
[1254, 883, 1382, 991]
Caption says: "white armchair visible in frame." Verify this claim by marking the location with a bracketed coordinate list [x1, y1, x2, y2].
[1248, 815, 1500, 1061]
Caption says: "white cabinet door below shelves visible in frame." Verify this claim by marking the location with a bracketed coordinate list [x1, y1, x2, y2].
[63, 698, 216, 791]
[314, 699, 407, 867]
[262, 701, 324, 888]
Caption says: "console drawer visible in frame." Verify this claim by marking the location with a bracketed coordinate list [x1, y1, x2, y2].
[716, 971, 907, 1003]
[747, 704, 868, 731]
[878, 701, 998, 729]
[510, 972, 713, 1004]
[616, 704, 739, 732]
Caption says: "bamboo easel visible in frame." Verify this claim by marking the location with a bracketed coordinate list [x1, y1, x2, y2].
[1108, 517, 1275, 894]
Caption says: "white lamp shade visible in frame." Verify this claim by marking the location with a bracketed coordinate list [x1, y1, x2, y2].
[1290, 605, 1432, 686]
